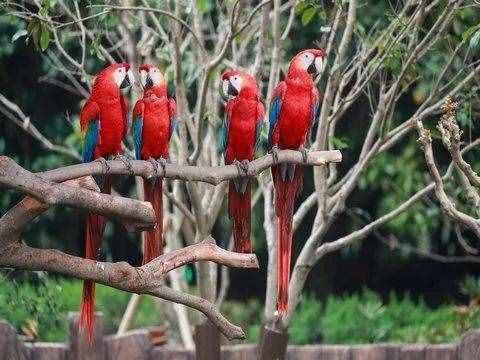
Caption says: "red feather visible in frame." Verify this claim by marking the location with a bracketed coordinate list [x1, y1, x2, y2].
[79, 63, 129, 342]
[79, 175, 112, 342]
[143, 179, 163, 263]
[228, 180, 252, 253]
[269, 50, 325, 315]
[223, 71, 263, 253]
[134, 72, 175, 264]
[272, 166, 303, 315]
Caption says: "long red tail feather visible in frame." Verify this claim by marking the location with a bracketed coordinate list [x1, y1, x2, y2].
[272, 165, 303, 315]
[143, 178, 163, 264]
[79, 175, 111, 342]
[228, 180, 252, 253]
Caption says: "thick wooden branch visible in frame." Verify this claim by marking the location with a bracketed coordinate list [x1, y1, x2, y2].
[0, 179, 258, 340]
[40, 150, 342, 185]
[0, 156, 154, 229]
[0, 240, 255, 339]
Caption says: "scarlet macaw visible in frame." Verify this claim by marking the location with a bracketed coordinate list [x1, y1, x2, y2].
[79, 63, 132, 340]
[268, 49, 326, 315]
[132, 64, 176, 263]
[220, 70, 264, 253]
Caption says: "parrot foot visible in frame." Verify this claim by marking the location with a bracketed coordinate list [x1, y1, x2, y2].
[94, 157, 110, 175]
[233, 160, 249, 194]
[233, 159, 249, 177]
[158, 157, 168, 177]
[299, 147, 309, 164]
[115, 154, 134, 176]
[147, 158, 159, 180]
[270, 145, 280, 165]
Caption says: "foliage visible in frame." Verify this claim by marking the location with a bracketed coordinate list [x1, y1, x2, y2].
[0, 274, 159, 342]
[223, 286, 480, 345]
[319, 289, 475, 344]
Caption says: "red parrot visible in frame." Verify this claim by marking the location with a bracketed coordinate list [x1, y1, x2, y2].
[132, 64, 176, 264]
[268, 49, 326, 315]
[220, 70, 264, 253]
[79, 63, 132, 341]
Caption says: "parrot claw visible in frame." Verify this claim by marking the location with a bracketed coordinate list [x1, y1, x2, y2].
[94, 157, 110, 175]
[299, 147, 308, 164]
[233, 160, 250, 194]
[158, 157, 168, 177]
[270, 145, 280, 165]
[234, 159, 249, 178]
[147, 158, 159, 180]
[115, 154, 134, 176]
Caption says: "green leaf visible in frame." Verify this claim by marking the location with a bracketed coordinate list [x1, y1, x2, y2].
[469, 30, 480, 51]
[40, 28, 50, 51]
[301, 7, 316, 26]
[462, 23, 480, 41]
[196, 0, 212, 13]
[331, 136, 349, 150]
[12, 29, 28, 43]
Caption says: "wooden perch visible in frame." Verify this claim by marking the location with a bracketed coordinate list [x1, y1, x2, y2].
[40, 150, 342, 185]
[0, 156, 155, 229]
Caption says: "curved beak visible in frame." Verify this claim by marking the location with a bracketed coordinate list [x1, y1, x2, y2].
[220, 79, 238, 101]
[314, 56, 325, 74]
[227, 81, 239, 96]
[120, 72, 131, 89]
[144, 73, 154, 89]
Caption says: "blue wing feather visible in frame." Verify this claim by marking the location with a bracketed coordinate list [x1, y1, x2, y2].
[170, 117, 178, 139]
[219, 113, 229, 155]
[268, 96, 282, 149]
[82, 120, 99, 163]
[132, 117, 143, 160]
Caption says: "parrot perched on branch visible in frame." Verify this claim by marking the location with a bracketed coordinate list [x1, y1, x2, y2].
[220, 70, 264, 253]
[268, 49, 326, 315]
[79, 63, 132, 341]
[132, 64, 176, 264]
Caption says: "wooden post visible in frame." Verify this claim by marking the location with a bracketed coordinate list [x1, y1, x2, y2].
[104, 329, 151, 360]
[258, 324, 288, 360]
[194, 321, 220, 360]
[0, 321, 29, 360]
[68, 312, 105, 360]
[459, 330, 480, 360]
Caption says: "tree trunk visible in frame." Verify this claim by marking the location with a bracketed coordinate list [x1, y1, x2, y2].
[258, 323, 288, 360]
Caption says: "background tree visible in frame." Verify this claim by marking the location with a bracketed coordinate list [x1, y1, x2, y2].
[1, 0, 480, 358]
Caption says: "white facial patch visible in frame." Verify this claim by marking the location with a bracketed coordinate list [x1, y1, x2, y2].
[315, 56, 325, 74]
[150, 67, 165, 86]
[126, 68, 134, 85]
[299, 52, 315, 71]
[140, 69, 148, 87]
[229, 75, 242, 93]
[222, 80, 230, 97]
[113, 67, 127, 87]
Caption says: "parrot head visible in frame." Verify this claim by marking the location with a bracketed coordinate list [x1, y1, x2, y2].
[139, 64, 166, 90]
[92, 63, 133, 94]
[288, 48, 326, 77]
[220, 70, 259, 101]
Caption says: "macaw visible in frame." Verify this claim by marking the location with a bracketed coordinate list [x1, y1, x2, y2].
[220, 70, 264, 253]
[132, 64, 176, 264]
[268, 49, 326, 315]
[79, 62, 132, 341]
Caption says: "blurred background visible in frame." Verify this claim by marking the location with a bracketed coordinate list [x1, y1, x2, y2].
[1, 0, 480, 347]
